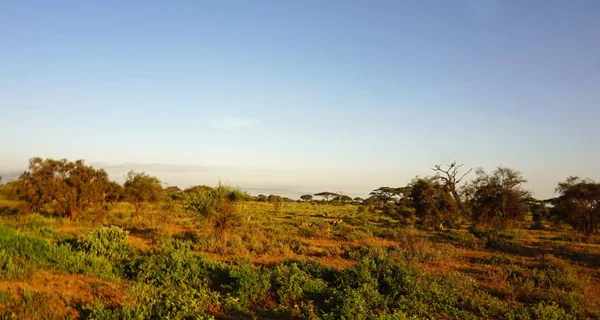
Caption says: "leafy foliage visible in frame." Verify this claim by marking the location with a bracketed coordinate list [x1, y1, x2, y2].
[551, 177, 600, 235]
[469, 167, 530, 229]
[185, 183, 248, 238]
[410, 178, 457, 227]
[81, 226, 132, 262]
[15, 158, 118, 219]
[123, 170, 163, 215]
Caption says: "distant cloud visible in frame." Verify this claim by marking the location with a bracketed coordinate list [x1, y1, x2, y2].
[212, 117, 255, 129]
[95, 162, 215, 173]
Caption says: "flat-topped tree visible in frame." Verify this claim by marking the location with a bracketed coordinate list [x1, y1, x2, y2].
[333, 195, 353, 203]
[314, 191, 339, 202]
[300, 194, 313, 202]
[341, 195, 353, 203]
[369, 187, 402, 204]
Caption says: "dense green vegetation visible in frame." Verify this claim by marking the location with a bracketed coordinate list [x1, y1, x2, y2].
[0, 158, 599, 319]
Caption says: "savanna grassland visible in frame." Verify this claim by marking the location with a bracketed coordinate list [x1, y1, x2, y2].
[0, 158, 599, 319]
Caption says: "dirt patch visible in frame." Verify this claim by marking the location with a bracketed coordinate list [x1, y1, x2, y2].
[0, 270, 125, 319]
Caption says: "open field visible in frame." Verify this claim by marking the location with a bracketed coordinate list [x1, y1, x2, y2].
[0, 199, 598, 319]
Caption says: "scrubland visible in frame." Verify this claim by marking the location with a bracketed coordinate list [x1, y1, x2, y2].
[0, 198, 598, 319]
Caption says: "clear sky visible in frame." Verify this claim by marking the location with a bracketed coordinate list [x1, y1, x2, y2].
[1, 0, 599, 199]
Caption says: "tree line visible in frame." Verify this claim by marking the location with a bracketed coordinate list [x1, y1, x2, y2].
[300, 162, 599, 235]
[0, 158, 598, 235]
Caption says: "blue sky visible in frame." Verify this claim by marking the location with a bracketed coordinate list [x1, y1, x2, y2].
[1, 0, 599, 198]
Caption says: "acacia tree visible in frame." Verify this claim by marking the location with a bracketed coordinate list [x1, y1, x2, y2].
[432, 161, 472, 214]
[410, 178, 457, 227]
[551, 177, 600, 235]
[468, 167, 530, 229]
[16, 158, 115, 219]
[369, 187, 401, 204]
[300, 194, 313, 202]
[341, 195, 353, 203]
[123, 170, 163, 216]
[314, 191, 339, 202]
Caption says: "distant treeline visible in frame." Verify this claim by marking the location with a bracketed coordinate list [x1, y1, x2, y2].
[0, 158, 598, 235]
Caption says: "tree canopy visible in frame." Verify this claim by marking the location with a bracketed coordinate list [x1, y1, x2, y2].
[410, 178, 457, 227]
[468, 167, 530, 229]
[551, 177, 600, 235]
[123, 170, 163, 216]
[314, 192, 339, 202]
[16, 158, 116, 219]
[300, 194, 313, 202]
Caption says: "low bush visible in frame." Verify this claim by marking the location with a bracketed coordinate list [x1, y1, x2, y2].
[85, 283, 216, 320]
[222, 258, 270, 307]
[270, 263, 328, 308]
[49, 244, 115, 278]
[81, 226, 133, 262]
[185, 184, 247, 238]
[443, 230, 484, 248]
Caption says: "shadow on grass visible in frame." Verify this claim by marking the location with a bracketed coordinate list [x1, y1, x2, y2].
[485, 238, 600, 268]
[0, 205, 19, 216]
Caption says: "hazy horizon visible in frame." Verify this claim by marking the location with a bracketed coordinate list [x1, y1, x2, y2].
[1, 0, 599, 199]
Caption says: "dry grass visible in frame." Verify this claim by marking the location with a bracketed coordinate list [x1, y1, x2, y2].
[0, 199, 599, 318]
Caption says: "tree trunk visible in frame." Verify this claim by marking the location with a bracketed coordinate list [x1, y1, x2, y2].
[451, 190, 464, 214]
[69, 208, 77, 220]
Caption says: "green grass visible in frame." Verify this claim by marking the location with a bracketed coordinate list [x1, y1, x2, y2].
[0, 201, 598, 319]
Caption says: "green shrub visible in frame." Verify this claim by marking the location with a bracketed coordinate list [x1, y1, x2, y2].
[185, 185, 246, 239]
[282, 259, 337, 284]
[49, 244, 114, 278]
[270, 263, 328, 307]
[332, 284, 381, 320]
[0, 249, 34, 279]
[0, 227, 51, 263]
[132, 239, 224, 288]
[443, 230, 484, 248]
[81, 226, 132, 261]
[85, 283, 216, 320]
[340, 244, 386, 260]
[528, 302, 574, 320]
[222, 259, 270, 307]
[0, 227, 50, 279]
